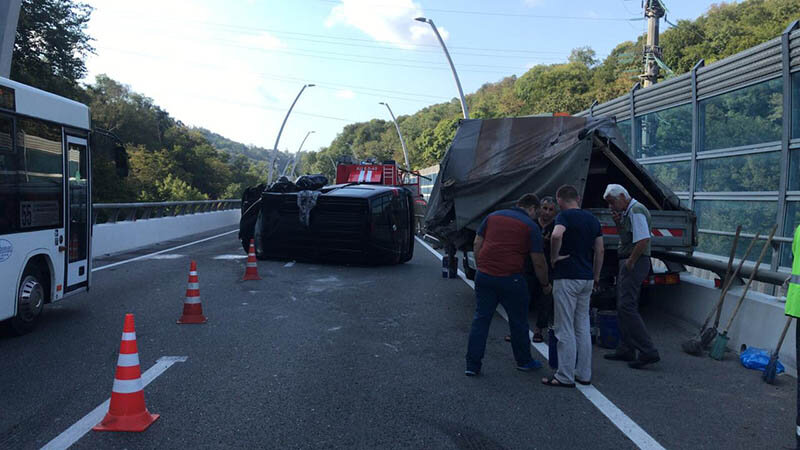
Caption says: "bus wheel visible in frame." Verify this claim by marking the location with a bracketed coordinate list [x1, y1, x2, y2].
[10, 270, 45, 335]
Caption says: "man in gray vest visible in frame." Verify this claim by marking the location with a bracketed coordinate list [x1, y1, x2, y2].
[602, 184, 660, 369]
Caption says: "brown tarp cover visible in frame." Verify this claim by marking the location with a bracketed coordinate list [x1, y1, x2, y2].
[424, 116, 684, 248]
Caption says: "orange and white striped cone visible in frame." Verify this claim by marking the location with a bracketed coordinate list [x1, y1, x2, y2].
[93, 313, 159, 432]
[177, 261, 207, 324]
[242, 239, 261, 281]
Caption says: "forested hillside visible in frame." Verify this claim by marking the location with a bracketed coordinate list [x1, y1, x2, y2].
[301, 0, 800, 180]
[10, 0, 800, 200]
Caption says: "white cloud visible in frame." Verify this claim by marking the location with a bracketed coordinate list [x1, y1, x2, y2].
[335, 89, 356, 99]
[325, 0, 448, 49]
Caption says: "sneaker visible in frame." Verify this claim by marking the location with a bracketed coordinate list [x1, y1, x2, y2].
[516, 360, 543, 371]
[465, 368, 480, 376]
[628, 353, 660, 369]
[603, 351, 636, 362]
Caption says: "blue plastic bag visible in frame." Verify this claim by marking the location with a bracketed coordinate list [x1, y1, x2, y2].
[740, 347, 785, 374]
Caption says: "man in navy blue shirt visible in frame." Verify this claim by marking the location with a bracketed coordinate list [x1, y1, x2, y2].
[465, 194, 551, 376]
[542, 185, 604, 388]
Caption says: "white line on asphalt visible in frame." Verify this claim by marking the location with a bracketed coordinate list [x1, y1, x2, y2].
[41, 356, 188, 450]
[414, 237, 665, 450]
[93, 229, 238, 272]
[284, 261, 295, 267]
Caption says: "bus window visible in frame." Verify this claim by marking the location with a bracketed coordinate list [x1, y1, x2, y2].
[16, 118, 63, 231]
[0, 116, 15, 234]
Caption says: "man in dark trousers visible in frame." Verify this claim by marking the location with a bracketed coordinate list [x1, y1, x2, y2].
[465, 194, 551, 376]
[603, 184, 660, 369]
[542, 185, 603, 388]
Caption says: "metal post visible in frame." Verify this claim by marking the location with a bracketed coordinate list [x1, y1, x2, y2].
[268, 84, 314, 184]
[775, 21, 799, 273]
[380, 102, 411, 172]
[629, 82, 640, 156]
[0, 0, 21, 78]
[689, 59, 704, 211]
[289, 130, 314, 178]
[415, 17, 469, 119]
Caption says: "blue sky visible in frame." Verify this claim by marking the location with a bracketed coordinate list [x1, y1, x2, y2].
[83, 0, 728, 155]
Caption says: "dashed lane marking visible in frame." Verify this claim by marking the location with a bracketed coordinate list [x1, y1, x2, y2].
[41, 356, 188, 450]
[214, 254, 248, 260]
[414, 237, 665, 450]
[284, 261, 296, 267]
[93, 229, 238, 272]
[147, 254, 184, 260]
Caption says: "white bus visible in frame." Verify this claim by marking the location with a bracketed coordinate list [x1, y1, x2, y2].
[0, 76, 99, 334]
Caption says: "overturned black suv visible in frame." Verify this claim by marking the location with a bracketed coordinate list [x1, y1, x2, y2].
[239, 178, 414, 265]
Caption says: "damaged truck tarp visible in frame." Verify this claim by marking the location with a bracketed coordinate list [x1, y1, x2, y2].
[424, 116, 694, 251]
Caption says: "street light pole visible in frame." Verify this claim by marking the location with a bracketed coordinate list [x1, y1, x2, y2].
[289, 130, 315, 178]
[268, 83, 314, 184]
[414, 17, 469, 119]
[379, 102, 410, 172]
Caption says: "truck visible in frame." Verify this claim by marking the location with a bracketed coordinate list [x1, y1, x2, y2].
[423, 116, 696, 308]
[238, 158, 422, 265]
[334, 157, 428, 235]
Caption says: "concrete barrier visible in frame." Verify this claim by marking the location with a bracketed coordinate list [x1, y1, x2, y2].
[652, 274, 795, 375]
[92, 210, 241, 256]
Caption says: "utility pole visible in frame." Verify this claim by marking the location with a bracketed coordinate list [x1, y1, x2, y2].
[640, 0, 666, 88]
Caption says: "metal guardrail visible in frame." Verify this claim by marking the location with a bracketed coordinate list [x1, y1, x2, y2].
[93, 200, 241, 224]
[698, 228, 793, 245]
[654, 251, 790, 287]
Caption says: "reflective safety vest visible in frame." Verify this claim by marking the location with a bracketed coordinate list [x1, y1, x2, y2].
[786, 225, 800, 318]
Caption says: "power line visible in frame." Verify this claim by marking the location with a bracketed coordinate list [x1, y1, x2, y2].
[315, 0, 640, 22]
[97, 10, 599, 57]
[93, 46, 454, 104]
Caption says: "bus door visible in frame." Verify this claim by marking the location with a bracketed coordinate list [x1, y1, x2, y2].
[65, 135, 89, 292]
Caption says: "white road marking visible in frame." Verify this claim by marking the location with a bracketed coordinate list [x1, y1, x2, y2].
[284, 261, 295, 267]
[147, 254, 184, 260]
[41, 356, 188, 450]
[314, 276, 339, 282]
[214, 254, 248, 260]
[414, 237, 665, 450]
[328, 326, 342, 331]
[93, 229, 238, 272]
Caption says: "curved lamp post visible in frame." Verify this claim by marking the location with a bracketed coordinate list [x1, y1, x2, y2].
[268, 83, 314, 183]
[379, 102, 411, 172]
[414, 17, 469, 119]
[288, 130, 314, 178]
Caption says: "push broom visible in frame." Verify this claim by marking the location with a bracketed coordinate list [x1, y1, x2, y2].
[763, 316, 793, 384]
[681, 226, 746, 355]
[709, 225, 777, 361]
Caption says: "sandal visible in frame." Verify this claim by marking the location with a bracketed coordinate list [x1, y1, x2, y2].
[532, 332, 544, 343]
[541, 376, 575, 388]
[575, 379, 591, 386]
[504, 335, 511, 342]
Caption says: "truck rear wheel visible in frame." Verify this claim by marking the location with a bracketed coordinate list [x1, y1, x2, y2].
[10, 268, 46, 335]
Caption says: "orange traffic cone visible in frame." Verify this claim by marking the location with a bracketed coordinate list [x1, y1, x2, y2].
[242, 238, 261, 281]
[93, 313, 159, 432]
[177, 261, 207, 324]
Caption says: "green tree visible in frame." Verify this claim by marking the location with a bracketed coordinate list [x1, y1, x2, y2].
[12, 0, 94, 99]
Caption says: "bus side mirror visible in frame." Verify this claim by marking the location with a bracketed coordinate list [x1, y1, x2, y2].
[114, 145, 129, 177]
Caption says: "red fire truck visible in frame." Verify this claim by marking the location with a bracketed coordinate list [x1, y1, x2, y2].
[335, 159, 428, 234]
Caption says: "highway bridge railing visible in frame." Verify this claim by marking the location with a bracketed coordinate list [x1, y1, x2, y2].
[93, 200, 242, 224]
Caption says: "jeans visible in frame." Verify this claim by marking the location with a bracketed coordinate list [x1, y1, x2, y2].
[466, 271, 533, 371]
[525, 273, 553, 330]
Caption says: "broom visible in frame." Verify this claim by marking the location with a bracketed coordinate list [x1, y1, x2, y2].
[710, 225, 777, 361]
[681, 226, 745, 355]
[763, 316, 793, 384]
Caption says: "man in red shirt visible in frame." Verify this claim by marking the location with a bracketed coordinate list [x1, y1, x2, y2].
[465, 194, 551, 376]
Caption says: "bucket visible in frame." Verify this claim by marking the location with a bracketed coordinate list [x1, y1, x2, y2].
[596, 310, 620, 349]
[548, 329, 558, 369]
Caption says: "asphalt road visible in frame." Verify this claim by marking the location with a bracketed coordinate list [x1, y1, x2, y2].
[0, 227, 796, 449]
